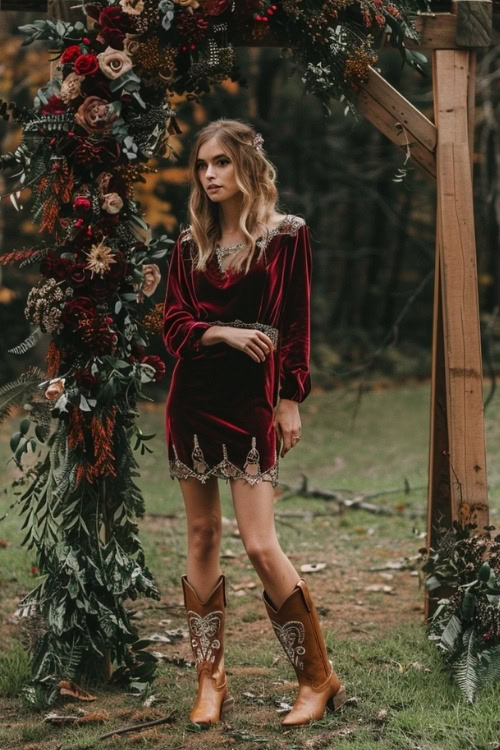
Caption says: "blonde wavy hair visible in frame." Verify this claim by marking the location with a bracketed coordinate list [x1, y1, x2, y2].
[186, 118, 280, 274]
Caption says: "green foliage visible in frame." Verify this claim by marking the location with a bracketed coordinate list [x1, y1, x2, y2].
[422, 521, 500, 702]
[0, 366, 46, 425]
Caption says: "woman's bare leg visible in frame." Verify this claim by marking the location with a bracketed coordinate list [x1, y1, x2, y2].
[229, 479, 299, 608]
[179, 477, 223, 601]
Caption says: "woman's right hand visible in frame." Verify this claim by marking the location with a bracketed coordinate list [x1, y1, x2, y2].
[201, 326, 275, 363]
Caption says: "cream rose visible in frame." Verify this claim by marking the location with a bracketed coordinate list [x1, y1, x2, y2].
[102, 193, 124, 214]
[141, 264, 161, 297]
[60, 73, 83, 104]
[97, 47, 133, 80]
[124, 33, 141, 56]
[120, 0, 145, 14]
[45, 377, 66, 401]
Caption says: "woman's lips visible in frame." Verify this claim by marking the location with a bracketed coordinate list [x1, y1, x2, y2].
[207, 185, 221, 192]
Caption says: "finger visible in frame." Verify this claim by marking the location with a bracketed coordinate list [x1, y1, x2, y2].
[243, 344, 261, 363]
[256, 332, 275, 352]
[246, 342, 267, 362]
[251, 335, 271, 357]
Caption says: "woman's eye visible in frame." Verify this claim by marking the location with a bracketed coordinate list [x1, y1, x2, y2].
[218, 159, 229, 166]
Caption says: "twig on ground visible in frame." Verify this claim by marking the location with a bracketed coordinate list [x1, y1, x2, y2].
[277, 475, 416, 515]
[97, 712, 177, 740]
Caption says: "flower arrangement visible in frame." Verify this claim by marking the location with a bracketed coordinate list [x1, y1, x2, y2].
[0, 0, 427, 703]
[421, 514, 500, 702]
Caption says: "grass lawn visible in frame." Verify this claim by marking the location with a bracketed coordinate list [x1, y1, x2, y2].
[1, 381, 499, 750]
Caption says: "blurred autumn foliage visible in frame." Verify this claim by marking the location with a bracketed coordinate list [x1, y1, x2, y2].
[0, 7, 499, 388]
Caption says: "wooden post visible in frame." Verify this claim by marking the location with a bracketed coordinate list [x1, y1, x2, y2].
[426, 45, 490, 616]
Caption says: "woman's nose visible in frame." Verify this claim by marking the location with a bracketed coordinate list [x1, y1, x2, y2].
[206, 163, 216, 179]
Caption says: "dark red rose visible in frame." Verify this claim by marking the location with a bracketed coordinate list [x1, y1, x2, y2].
[204, 0, 231, 15]
[62, 296, 95, 329]
[99, 7, 123, 26]
[73, 196, 91, 212]
[97, 26, 125, 49]
[75, 368, 98, 391]
[61, 45, 81, 63]
[41, 95, 66, 115]
[141, 355, 166, 381]
[68, 263, 90, 288]
[74, 54, 99, 76]
[40, 253, 72, 280]
[132, 343, 146, 359]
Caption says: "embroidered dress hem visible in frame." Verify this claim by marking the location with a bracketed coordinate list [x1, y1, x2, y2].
[169, 435, 279, 487]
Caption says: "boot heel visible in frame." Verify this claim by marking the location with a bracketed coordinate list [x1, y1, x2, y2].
[326, 685, 347, 713]
[220, 695, 234, 719]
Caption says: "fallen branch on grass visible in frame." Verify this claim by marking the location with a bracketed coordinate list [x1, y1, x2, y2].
[277, 475, 426, 515]
[97, 712, 177, 740]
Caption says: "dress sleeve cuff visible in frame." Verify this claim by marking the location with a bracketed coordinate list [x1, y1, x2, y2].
[189, 322, 213, 353]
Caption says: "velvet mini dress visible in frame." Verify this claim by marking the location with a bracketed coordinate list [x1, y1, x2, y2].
[162, 214, 312, 487]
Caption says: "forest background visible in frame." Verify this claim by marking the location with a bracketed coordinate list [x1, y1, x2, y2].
[0, 3, 499, 391]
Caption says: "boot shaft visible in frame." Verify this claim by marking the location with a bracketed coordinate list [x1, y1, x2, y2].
[263, 579, 332, 686]
[182, 574, 227, 674]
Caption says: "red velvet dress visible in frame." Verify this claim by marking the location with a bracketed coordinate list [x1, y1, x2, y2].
[162, 214, 312, 487]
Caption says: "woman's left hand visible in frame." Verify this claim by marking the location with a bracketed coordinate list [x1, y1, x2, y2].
[274, 398, 302, 457]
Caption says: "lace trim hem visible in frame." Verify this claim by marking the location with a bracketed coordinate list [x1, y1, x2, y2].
[169, 435, 279, 487]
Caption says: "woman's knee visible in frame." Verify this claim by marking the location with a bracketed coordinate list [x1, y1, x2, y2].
[244, 539, 280, 572]
[188, 515, 222, 556]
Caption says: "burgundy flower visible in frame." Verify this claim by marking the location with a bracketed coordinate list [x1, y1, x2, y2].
[75, 97, 117, 134]
[97, 27, 126, 50]
[68, 263, 91, 288]
[41, 95, 67, 115]
[61, 45, 82, 63]
[40, 253, 72, 280]
[141, 355, 166, 381]
[75, 368, 98, 391]
[74, 54, 99, 76]
[99, 7, 123, 27]
[62, 296, 95, 329]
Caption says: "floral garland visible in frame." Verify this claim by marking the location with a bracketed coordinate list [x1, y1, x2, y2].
[0, 0, 427, 703]
[421, 517, 500, 703]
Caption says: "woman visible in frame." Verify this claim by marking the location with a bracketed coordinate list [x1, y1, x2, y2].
[162, 119, 346, 727]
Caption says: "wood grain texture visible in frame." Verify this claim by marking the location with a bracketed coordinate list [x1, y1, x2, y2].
[431, 48, 489, 529]
[357, 67, 436, 177]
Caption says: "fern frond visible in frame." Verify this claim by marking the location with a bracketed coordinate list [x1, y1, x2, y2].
[453, 628, 481, 703]
[482, 645, 500, 684]
[8, 327, 44, 356]
[0, 366, 45, 424]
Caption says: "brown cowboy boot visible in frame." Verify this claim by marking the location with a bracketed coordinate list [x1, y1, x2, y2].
[263, 578, 347, 727]
[181, 574, 234, 725]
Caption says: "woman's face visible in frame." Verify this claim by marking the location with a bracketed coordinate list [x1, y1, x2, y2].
[195, 137, 240, 204]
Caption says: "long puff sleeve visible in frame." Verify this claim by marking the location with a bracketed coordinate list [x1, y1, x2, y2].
[278, 223, 312, 402]
[163, 233, 212, 358]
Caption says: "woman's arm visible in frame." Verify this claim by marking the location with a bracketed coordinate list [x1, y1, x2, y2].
[162, 234, 212, 358]
[278, 222, 312, 403]
[274, 223, 312, 456]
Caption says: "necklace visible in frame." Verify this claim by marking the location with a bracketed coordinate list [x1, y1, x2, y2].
[215, 241, 246, 274]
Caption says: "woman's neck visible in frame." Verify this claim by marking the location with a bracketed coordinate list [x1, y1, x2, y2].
[218, 194, 244, 237]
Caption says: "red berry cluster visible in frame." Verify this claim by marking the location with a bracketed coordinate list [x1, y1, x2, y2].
[254, 1, 278, 22]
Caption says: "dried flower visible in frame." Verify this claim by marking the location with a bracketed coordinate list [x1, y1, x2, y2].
[84, 241, 117, 277]
[102, 193, 124, 214]
[98, 46, 133, 80]
[120, 0, 145, 15]
[173, 0, 200, 13]
[141, 263, 161, 296]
